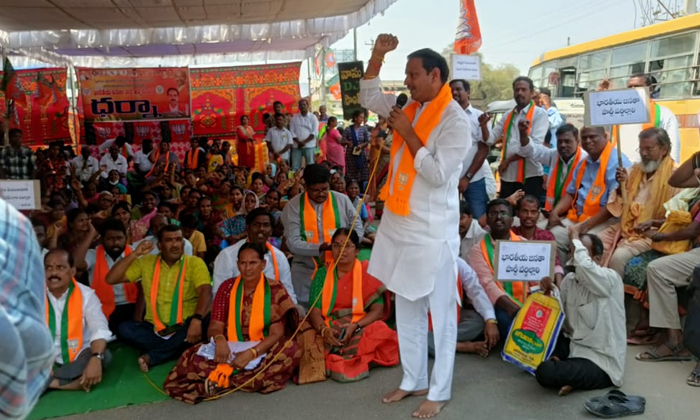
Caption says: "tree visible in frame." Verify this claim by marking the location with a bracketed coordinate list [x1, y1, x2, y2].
[441, 44, 521, 103]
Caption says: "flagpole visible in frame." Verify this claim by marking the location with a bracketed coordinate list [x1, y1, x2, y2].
[1, 49, 8, 147]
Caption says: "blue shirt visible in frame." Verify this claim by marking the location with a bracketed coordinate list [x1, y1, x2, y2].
[566, 147, 632, 216]
[546, 107, 564, 148]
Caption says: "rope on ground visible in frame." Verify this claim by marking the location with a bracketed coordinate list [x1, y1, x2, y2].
[143, 154, 384, 401]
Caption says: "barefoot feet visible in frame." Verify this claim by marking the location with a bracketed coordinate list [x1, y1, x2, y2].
[382, 388, 428, 404]
[456, 341, 489, 357]
[412, 400, 447, 418]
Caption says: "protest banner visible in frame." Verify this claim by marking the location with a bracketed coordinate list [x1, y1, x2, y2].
[493, 240, 556, 282]
[451, 55, 482, 81]
[77, 67, 190, 122]
[502, 292, 565, 375]
[337, 61, 365, 120]
[584, 87, 650, 127]
[0, 180, 41, 210]
[190, 63, 300, 138]
[0, 68, 71, 146]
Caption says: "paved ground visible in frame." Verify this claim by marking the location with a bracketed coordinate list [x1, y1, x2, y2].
[59, 347, 697, 420]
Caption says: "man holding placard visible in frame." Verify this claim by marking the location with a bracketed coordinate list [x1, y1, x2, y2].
[547, 127, 632, 264]
[537, 227, 625, 397]
[599, 74, 680, 163]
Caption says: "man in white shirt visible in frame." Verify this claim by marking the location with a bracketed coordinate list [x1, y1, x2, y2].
[74, 219, 140, 334]
[459, 200, 487, 260]
[450, 79, 491, 219]
[603, 73, 680, 163]
[99, 144, 128, 179]
[99, 136, 134, 160]
[133, 139, 155, 175]
[213, 208, 296, 303]
[537, 228, 625, 396]
[487, 76, 549, 203]
[289, 99, 319, 170]
[132, 214, 194, 256]
[44, 249, 112, 392]
[428, 258, 498, 358]
[360, 35, 470, 418]
[71, 146, 100, 184]
[265, 113, 294, 161]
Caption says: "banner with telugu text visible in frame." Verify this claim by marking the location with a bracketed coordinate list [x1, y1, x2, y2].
[0, 68, 71, 146]
[189, 62, 301, 138]
[76, 67, 190, 122]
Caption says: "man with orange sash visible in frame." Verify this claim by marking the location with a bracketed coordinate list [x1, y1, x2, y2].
[548, 127, 632, 264]
[486, 76, 549, 202]
[360, 35, 470, 418]
[600, 73, 680, 163]
[106, 224, 212, 372]
[468, 199, 532, 341]
[146, 141, 180, 181]
[74, 219, 141, 335]
[213, 208, 296, 303]
[45, 249, 113, 392]
[183, 137, 207, 171]
[281, 164, 363, 308]
[515, 123, 587, 228]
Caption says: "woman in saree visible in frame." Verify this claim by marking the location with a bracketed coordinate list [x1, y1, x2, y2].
[369, 118, 392, 219]
[163, 242, 301, 404]
[324, 117, 345, 172]
[237, 115, 257, 169]
[343, 110, 370, 187]
[298, 228, 399, 384]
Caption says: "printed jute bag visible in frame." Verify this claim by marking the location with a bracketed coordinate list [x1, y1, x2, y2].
[502, 292, 565, 375]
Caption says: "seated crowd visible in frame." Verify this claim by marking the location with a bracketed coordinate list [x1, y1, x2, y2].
[2, 78, 698, 407]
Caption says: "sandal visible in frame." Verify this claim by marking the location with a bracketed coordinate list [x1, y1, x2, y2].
[635, 341, 693, 362]
[584, 390, 646, 418]
[626, 334, 658, 346]
[688, 368, 700, 387]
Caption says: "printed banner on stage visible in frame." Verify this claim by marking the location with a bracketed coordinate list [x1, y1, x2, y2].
[337, 61, 365, 121]
[87, 120, 192, 161]
[190, 63, 301, 138]
[0, 68, 71, 146]
[77, 67, 190, 122]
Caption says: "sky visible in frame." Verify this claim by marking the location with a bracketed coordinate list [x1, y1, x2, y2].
[311, 0, 641, 81]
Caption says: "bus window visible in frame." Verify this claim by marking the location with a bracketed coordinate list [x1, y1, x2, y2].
[649, 32, 696, 99]
[608, 42, 648, 89]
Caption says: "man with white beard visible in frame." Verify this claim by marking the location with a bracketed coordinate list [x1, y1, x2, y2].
[587, 127, 678, 271]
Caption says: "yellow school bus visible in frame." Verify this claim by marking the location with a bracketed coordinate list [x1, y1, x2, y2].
[529, 13, 700, 161]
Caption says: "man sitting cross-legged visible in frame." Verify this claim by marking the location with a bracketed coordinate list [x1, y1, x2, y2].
[45, 249, 113, 392]
[537, 227, 625, 396]
[106, 224, 212, 372]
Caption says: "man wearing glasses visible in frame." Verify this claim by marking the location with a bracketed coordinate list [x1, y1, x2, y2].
[281, 164, 364, 308]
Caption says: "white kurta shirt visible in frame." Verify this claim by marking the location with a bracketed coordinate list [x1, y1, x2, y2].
[460, 104, 489, 182]
[47, 282, 113, 365]
[212, 240, 296, 303]
[457, 258, 495, 322]
[360, 78, 470, 301]
[85, 247, 130, 306]
[99, 154, 128, 177]
[289, 113, 319, 149]
[561, 239, 626, 387]
[71, 156, 100, 183]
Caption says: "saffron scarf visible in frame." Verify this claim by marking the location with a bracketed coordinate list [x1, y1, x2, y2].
[500, 102, 536, 183]
[150, 255, 188, 333]
[321, 259, 364, 327]
[145, 149, 170, 178]
[186, 147, 200, 170]
[621, 155, 675, 239]
[46, 278, 84, 364]
[567, 141, 614, 223]
[299, 192, 340, 263]
[480, 232, 528, 305]
[266, 242, 280, 282]
[545, 148, 583, 212]
[92, 245, 138, 318]
[379, 83, 453, 216]
[227, 273, 272, 342]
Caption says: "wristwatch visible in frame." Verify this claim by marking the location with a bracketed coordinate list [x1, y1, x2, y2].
[466, 173, 474, 180]
[191, 314, 203, 321]
[354, 323, 362, 333]
[92, 353, 106, 361]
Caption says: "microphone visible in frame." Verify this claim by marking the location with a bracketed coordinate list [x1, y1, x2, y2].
[395, 93, 408, 109]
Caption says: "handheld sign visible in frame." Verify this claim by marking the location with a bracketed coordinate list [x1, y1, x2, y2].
[0, 180, 41, 210]
[337, 61, 366, 121]
[451, 55, 482, 81]
[493, 240, 556, 282]
[584, 87, 650, 127]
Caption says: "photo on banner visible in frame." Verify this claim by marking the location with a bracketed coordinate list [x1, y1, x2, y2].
[76, 67, 191, 122]
[189, 63, 301, 139]
[0, 67, 71, 146]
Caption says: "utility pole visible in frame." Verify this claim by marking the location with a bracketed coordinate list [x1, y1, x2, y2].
[353, 28, 358, 61]
[686, 0, 697, 14]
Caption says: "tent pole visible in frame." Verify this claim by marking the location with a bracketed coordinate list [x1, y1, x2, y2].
[353, 28, 358, 61]
[2, 48, 7, 147]
[307, 57, 313, 102]
[68, 65, 80, 151]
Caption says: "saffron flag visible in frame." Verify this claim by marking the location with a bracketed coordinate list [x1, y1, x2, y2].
[454, 0, 482, 55]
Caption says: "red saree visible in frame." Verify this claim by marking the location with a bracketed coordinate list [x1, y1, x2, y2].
[297, 260, 399, 384]
[163, 281, 301, 404]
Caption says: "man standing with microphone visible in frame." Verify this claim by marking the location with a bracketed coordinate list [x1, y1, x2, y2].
[360, 34, 470, 418]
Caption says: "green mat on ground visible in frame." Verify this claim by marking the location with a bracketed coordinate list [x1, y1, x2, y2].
[29, 343, 174, 420]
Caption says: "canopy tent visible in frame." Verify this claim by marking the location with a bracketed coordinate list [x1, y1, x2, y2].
[0, 0, 397, 68]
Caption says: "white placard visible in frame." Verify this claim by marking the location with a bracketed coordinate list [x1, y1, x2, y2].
[0, 180, 41, 210]
[451, 54, 481, 81]
[494, 240, 556, 282]
[584, 87, 650, 126]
